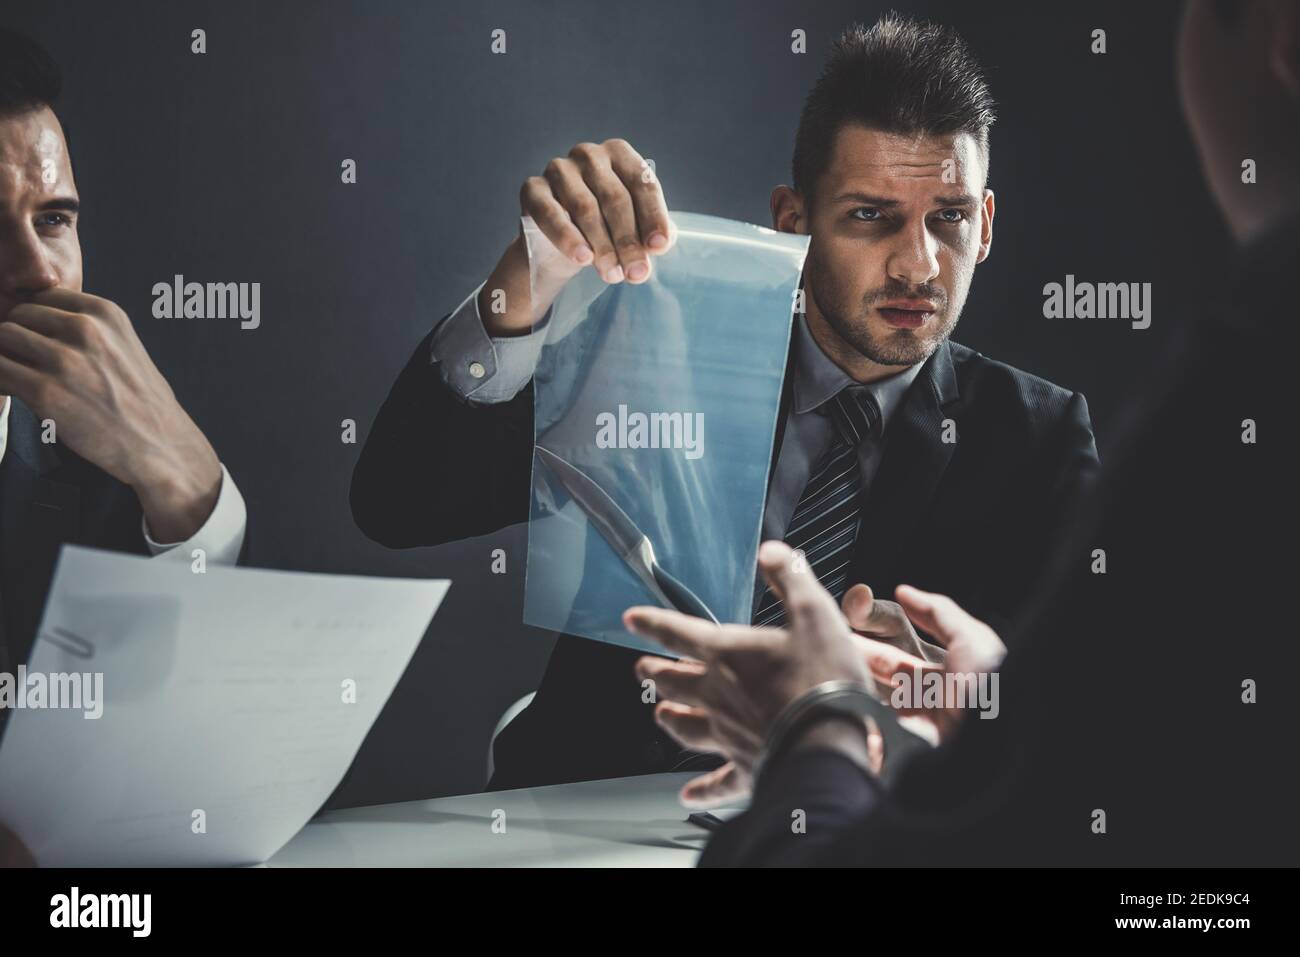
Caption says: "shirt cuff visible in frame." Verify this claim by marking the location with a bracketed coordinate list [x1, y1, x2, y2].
[429, 280, 550, 403]
[143, 463, 247, 565]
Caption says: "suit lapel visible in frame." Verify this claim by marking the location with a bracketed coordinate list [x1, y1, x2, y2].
[847, 340, 960, 589]
[766, 319, 799, 493]
[0, 399, 81, 668]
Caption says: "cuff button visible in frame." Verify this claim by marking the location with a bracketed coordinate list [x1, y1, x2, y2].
[468, 361, 486, 379]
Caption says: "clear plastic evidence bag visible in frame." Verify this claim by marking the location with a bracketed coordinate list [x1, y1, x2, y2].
[523, 210, 808, 654]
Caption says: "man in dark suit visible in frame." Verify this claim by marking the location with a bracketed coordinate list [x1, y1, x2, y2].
[0, 29, 248, 676]
[0, 33, 248, 705]
[351, 15, 1098, 796]
[0, 29, 250, 866]
[627, 0, 1299, 865]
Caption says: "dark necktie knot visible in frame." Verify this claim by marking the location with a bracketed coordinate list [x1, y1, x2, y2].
[827, 385, 882, 447]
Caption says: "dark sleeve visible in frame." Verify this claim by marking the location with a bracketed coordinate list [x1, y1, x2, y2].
[981, 389, 1099, 640]
[1005, 390, 1098, 634]
[1046, 391, 1100, 540]
[349, 325, 536, 548]
[75, 464, 151, 557]
[699, 749, 882, 867]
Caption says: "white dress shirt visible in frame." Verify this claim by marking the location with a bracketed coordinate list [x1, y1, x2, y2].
[0, 396, 247, 565]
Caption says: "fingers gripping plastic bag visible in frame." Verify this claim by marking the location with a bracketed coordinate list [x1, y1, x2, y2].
[523, 211, 808, 653]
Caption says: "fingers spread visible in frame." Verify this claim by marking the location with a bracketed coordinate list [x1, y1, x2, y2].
[895, 584, 972, 648]
[624, 605, 725, 659]
[841, 583, 875, 629]
[680, 761, 748, 810]
[652, 701, 717, 751]
[635, 657, 709, 709]
[853, 633, 927, 678]
[757, 539, 841, 633]
[634, 653, 690, 679]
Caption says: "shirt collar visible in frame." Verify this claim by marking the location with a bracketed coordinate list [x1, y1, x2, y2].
[790, 311, 924, 429]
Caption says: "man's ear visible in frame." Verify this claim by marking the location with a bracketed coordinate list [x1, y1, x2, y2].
[770, 185, 808, 235]
[1268, 0, 1300, 99]
[976, 189, 995, 263]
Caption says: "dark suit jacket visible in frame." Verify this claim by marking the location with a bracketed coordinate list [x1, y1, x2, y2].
[0, 398, 251, 684]
[0, 399, 148, 679]
[698, 224, 1299, 867]
[352, 316, 1100, 790]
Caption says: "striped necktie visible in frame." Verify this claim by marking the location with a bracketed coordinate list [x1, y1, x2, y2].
[753, 384, 882, 627]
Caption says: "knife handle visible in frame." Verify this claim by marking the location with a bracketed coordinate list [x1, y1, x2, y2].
[650, 564, 720, 624]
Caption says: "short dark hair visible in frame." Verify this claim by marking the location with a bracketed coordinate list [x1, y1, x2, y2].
[792, 14, 996, 202]
[0, 27, 62, 117]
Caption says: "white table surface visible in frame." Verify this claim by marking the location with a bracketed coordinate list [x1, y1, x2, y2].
[268, 772, 714, 867]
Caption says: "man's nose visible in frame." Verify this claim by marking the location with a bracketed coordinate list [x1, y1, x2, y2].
[885, 221, 941, 287]
[0, 230, 61, 302]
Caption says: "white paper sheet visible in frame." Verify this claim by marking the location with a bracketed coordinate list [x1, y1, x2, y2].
[0, 546, 449, 866]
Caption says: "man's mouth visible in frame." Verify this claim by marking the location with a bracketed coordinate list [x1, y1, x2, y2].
[877, 299, 937, 330]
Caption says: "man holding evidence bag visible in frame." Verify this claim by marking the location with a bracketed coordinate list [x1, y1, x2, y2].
[352, 15, 1098, 797]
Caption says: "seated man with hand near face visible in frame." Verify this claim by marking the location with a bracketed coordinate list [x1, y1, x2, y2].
[0, 30, 249, 865]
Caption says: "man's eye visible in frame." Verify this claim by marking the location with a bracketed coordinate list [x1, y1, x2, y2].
[850, 207, 882, 222]
[936, 208, 967, 224]
[35, 212, 72, 229]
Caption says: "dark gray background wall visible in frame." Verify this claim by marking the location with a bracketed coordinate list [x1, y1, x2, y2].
[3, 0, 1223, 807]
